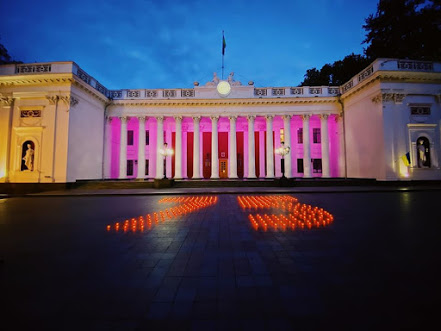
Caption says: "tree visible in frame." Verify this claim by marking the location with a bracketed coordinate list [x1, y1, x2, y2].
[363, 0, 441, 61]
[0, 38, 21, 64]
[300, 54, 370, 86]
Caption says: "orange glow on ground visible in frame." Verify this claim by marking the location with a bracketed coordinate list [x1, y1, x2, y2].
[239, 195, 334, 232]
[106, 196, 218, 233]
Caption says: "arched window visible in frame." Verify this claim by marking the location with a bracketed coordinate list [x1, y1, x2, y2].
[21, 140, 35, 171]
[416, 136, 431, 168]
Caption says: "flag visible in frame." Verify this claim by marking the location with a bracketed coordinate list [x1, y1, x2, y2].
[222, 33, 226, 55]
[401, 152, 410, 166]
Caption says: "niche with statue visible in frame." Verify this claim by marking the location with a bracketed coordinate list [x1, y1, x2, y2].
[21, 140, 35, 171]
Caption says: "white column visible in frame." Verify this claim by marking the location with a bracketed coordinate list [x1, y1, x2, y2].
[211, 116, 219, 179]
[337, 113, 346, 177]
[174, 116, 183, 179]
[192, 116, 201, 179]
[283, 115, 292, 178]
[229, 116, 238, 178]
[302, 114, 311, 177]
[118, 116, 128, 179]
[320, 114, 330, 177]
[103, 116, 112, 179]
[265, 115, 274, 178]
[247, 115, 256, 178]
[155, 116, 164, 179]
[137, 116, 146, 179]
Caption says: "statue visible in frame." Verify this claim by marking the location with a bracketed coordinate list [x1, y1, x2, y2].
[227, 72, 242, 86]
[23, 143, 34, 171]
[417, 139, 428, 168]
[205, 72, 220, 86]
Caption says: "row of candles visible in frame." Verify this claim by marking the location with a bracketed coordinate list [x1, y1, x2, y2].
[237, 195, 299, 210]
[106, 196, 218, 233]
[239, 195, 334, 232]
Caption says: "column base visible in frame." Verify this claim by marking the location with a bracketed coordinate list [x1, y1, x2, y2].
[246, 175, 257, 179]
[210, 176, 220, 179]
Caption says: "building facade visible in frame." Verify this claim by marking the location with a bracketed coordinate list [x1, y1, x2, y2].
[0, 58, 440, 183]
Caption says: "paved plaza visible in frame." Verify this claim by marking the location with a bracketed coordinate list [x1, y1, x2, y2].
[1, 188, 441, 330]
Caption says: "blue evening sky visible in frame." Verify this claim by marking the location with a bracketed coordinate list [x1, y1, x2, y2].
[0, 0, 378, 90]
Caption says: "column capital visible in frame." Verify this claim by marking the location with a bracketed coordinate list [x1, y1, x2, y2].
[137, 116, 146, 123]
[192, 116, 201, 123]
[210, 115, 219, 121]
[174, 116, 183, 121]
[247, 115, 256, 121]
[301, 114, 311, 121]
[105, 116, 113, 124]
[119, 116, 128, 123]
[282, 114, 292, 120]
[265, 115, 274, 120]
[228, 115, 237, 121]
[156, 116, 164, 123]
[0, 94, 14, 106]
[319, 114, 329, 120]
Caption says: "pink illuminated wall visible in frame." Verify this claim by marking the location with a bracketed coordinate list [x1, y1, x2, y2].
[108, 114, 342, 179]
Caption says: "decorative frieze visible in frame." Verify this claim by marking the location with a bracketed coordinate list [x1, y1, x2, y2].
[410, 106, 431, 115]
[327, 87, 340, 95]
[272, 88, 285, 96]
[290, 87, 303, 95]
[110, 90, 122, 99]
[398, 60, 433, 71]
[342, 81, 353, 93]
[371, 92, 406, 104]
[254, 88, 267, 96]
[181, 89, 195, 97]
[309, 87, 322, 95]
[76, 68, 91, 84]
[163, 90, 176, 98]
[127, 90, 140, 98]
[146, 90, 158, 98]
[20, 110, 41, 117]
[95, 82, 107, 95]
[16, 64, 51, 74]
[358, 66, 373, 82]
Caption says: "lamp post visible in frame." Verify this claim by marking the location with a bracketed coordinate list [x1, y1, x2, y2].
[275, 141, 291, 179]
[159, 143, 174, 179]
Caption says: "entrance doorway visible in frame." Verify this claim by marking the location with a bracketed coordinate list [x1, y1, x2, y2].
[219, 159, 228, 178]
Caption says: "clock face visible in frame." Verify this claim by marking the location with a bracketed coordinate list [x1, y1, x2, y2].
[216, 81, 231, 97]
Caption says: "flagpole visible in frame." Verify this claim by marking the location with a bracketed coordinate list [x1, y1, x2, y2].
[222, 30, 225, 80]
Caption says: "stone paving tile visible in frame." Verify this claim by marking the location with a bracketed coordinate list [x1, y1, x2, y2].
[1, 191, 441, 330]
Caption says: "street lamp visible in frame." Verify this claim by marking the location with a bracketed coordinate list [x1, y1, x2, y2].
[159, 143, 174, 179]
[275, 141, 290, 179]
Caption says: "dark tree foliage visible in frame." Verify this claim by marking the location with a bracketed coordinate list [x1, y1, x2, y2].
[300, 53, 371, 86]
[0, 39, 22, 64]
[363, 0, 441, 61]
[299, 0, 441, 86]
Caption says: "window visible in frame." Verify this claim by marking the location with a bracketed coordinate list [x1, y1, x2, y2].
[145, 159, 149, 175]
[313, 128, 321, 143]
[146, 131, 149, 145]
[312, 159, 322, 173]
[127, 130, 134, 146]
[297, 159, 304, 173]
[297, 128, 303, 144]
[127, 160, 134, 176]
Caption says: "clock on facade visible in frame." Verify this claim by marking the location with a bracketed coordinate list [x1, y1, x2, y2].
[216, 80, 231, 97]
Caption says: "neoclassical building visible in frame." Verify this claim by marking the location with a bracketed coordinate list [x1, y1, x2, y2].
[0, 58, 440, 183]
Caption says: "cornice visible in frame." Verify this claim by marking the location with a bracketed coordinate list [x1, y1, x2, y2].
[341, 70, 441, 100]
[0, 73, 74, 87]
[109, 97, 339, 107]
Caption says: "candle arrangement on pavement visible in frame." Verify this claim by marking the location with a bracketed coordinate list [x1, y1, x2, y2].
[106, 196, 218, 233]
[238, 195, 333, 232]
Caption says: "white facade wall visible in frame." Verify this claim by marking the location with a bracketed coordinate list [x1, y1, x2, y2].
[66, 86, 106, 182]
